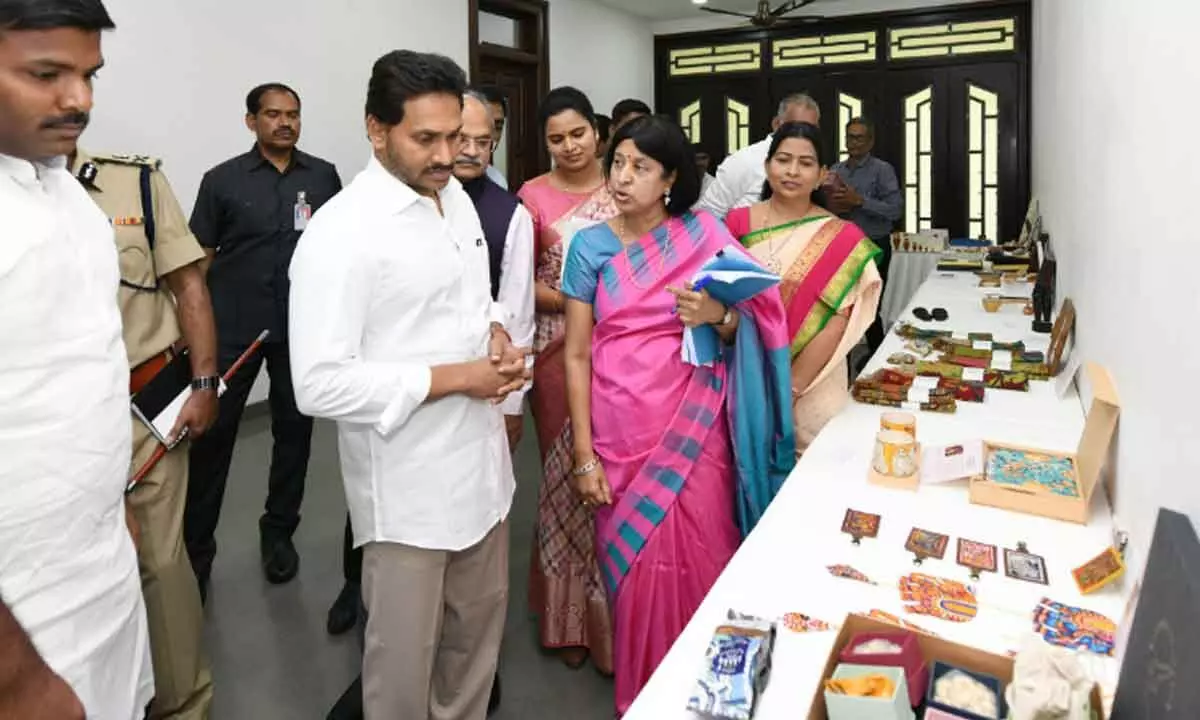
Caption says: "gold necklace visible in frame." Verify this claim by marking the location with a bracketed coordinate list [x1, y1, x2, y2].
[761, 199, 824, 274]
[615, 214, 669, 290]
[551, 168, 603, 194]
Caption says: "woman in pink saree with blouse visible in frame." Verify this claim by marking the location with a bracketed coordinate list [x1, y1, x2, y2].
[562, 116, 795, 715]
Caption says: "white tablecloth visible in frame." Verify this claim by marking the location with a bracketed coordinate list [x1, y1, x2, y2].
[881, 252, 941, 330]
[625, 271, 1126, 719]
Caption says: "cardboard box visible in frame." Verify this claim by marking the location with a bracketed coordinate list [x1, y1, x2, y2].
[967, 363, 1119, 524]
[807, 614, 1105, 720]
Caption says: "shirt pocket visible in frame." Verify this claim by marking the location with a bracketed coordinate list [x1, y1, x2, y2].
[115, 223, 156, 289]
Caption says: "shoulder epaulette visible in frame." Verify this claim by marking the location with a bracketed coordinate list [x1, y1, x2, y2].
[91, 152, 162, 170]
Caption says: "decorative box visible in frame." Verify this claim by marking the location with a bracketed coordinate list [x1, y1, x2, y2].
[968, 363, 1119, 524]
[838, 631, 928, 707]
[923, 708, 971, 720]
[925, 661, 1006, 720]
[825, 664, 914, 720]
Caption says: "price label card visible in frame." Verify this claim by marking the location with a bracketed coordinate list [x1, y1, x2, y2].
[973, 340, 994, 351]
[901, 401, 922, 413]
[963, 367, 985, 383]
[913, 375, 940, 390]
[991, 350, 1013, 371]
[907, 387, 931, 403]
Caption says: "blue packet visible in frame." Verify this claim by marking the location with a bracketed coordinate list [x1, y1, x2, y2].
[686, 612, 776, 719]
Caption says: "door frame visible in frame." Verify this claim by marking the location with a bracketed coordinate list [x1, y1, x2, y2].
[468, 0, 551, 178]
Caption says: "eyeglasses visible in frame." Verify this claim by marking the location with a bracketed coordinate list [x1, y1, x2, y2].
[460, 136, 496, 152]
[846, 133, 870, 142]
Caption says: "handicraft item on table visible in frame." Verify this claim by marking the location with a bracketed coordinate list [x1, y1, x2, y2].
[781, 612, 834, 633]
[870, 430, 920, 490]
[853, 369, 960, 413]
[984, 446, 1080, 498]
[1032, 598, 1116, 657]
[842, 508, 882, 545]
[687, 613, 776, 719]
[1003, 542, 1048, 585]
[867, 609, 938, 636]
[880, 411, 917, 438]
[898, 573, 978, 623]
[1071, 546, 1126, 595]
[981, 294, 1034, 315]
[905, 528, 949, 565]
[956, 538, 998, 580]
[1045, 297, 1076, 375]
[828, 564, 877, 585]
[931, 666, 1003, 719]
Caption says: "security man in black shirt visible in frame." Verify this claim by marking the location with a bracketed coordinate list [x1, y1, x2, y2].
[185, 82, 341, 596]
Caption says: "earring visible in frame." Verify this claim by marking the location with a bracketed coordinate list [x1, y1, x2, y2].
[664, 187, 672, 204]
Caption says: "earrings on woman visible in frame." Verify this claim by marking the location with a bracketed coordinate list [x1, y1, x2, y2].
[664, 187, 672, 205]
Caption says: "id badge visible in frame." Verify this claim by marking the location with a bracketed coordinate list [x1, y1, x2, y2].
[294, 201, 312, 231]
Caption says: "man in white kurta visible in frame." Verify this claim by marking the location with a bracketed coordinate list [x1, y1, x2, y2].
[289, 50, 526, 720]
[0, 3, 153, 718]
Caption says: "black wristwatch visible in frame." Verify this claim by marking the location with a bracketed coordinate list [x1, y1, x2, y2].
[191, 375, 220, 392]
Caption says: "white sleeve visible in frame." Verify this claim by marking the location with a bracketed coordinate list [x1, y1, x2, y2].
[288, 218, 431, 436]
[497, 206, 536, 416]
[696, 152, 745, 220]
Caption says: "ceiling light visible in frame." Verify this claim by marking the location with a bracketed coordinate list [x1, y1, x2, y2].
[692, 0, 708, 5]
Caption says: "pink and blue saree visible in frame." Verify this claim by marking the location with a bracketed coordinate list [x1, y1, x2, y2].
[561, 210, 794, 714]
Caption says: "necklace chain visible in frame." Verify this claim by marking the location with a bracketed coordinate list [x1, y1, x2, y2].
[761, 199, 824, 275]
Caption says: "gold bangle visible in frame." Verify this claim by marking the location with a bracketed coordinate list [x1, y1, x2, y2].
[572, 458, 599, 476]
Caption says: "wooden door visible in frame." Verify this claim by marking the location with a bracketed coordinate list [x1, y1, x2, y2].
[475, 57, 540, 186]
[660, 75, 770, 167]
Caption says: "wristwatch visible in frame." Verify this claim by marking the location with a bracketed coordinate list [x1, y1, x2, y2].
[191, 375, 221, 392]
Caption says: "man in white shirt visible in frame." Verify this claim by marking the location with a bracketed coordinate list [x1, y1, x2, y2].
[289, 50, 529, 720]
[697, 93, 821, 219]
[0, 1, 154, 718]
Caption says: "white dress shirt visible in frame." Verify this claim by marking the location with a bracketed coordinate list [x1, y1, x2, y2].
[696, 135, 771, 219]
[486, 164, 508, 190]
[496, 203, 535, 416]
[289, 156, 515, 551]
[0, 154, 153, 719]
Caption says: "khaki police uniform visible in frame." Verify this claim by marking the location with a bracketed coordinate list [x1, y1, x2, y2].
[74, 150, 214, 720]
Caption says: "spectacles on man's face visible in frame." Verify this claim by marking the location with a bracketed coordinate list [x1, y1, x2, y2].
[846, 133, 870, 143]
[461, 135, 496, 153]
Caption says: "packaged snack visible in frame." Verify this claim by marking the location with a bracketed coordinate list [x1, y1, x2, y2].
[686, 612, 776, 719]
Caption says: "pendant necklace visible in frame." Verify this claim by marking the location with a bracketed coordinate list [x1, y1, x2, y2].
[762, 199, 825, 275]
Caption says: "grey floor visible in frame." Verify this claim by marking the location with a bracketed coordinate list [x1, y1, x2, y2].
[202, 409, 613, 718]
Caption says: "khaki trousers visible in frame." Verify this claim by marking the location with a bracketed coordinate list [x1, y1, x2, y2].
[362, 519, 509, 720]
[128, 420, 214, 719]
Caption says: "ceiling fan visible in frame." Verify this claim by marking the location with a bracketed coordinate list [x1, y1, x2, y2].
[698, 0, 824, 27]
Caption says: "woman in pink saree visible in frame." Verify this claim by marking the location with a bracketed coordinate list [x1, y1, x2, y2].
[517, 87, 617, 672]
[724, 122, 883, 455]
[562, 116, 795, 715]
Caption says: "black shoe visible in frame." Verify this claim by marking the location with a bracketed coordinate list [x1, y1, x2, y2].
[326, 675, 363, 720]
[487, 672, 500, 716]
[261, 536, 299, 584]
[326, 581, 361, 635]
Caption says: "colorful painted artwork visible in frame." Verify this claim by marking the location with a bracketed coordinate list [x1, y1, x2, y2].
[1072, 547, 1126, 594]
[986, 447, 1079, 497]
[906, 528, 950, 560]
[841, 509, 881, 542]
[957, 539, 998, 574]
[781, 612, 833, 633]
[1033, 598, 1117, 656]
[827, 564, 875, 585]
[898, 573, 979, 623]
[1004, 546, 1049, 584]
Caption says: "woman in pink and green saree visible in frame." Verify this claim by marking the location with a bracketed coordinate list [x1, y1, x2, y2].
[562, 116, 795, 715]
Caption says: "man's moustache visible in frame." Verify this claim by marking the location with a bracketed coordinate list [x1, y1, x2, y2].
[41, 112, 89, 129]
[454, 157, 482, 167]
[425, 164, 454, 173]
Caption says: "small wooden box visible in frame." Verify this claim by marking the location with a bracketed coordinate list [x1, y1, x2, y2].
[968, 363, 1119, 525]
[825, 664, 914, 720]
[839, 631, 928, 706]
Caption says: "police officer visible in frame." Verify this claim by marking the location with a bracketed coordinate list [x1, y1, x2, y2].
[72, 148, 219, 720]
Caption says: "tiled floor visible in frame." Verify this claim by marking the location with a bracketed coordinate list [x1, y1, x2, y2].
[202, 410, 614, 718]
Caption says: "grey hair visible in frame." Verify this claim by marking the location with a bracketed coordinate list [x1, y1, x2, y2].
[463, 89, 495, 125]
[776, 93, 821, 121]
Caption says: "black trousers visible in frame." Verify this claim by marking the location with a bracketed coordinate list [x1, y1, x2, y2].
[864, 237, 894, 356]
[184, 340, 313, 582]
[342, 513, 362, 584]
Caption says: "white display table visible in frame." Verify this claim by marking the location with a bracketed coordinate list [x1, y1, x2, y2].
[625, 271, 1126, 719]
[880, 251, 941, 330]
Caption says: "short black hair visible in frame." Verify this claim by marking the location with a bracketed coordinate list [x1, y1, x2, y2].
[611, 99, 652, 127]
[596, 114, 612, 143]
[475, 84, 508, 118]
[365, 50, 466, 126]
[246, 83, 301, 115]
[605, 115, 699, 216]
[761, 121, 827, 202]
[537, 86, 596, 137]
[0, 0, 115, 32]
[846, 116, 875, 137]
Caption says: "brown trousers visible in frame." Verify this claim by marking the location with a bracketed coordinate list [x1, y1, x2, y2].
[129, 420, 214, 719]
[362, 519, 509, 720]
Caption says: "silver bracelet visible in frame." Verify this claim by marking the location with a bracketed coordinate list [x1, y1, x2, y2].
[572, 458, 599, 476]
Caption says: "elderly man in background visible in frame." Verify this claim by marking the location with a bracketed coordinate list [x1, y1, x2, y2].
[697, 93, 820, 219]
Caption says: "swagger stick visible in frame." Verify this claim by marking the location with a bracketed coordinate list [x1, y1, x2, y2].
[126, 329, 271, 494]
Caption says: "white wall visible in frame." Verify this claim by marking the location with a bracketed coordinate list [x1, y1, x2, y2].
[548, 0, 656, 112]
[1032, 0, 1200, 568]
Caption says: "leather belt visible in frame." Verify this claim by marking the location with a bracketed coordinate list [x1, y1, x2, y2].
[130, 346, 176, 395]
